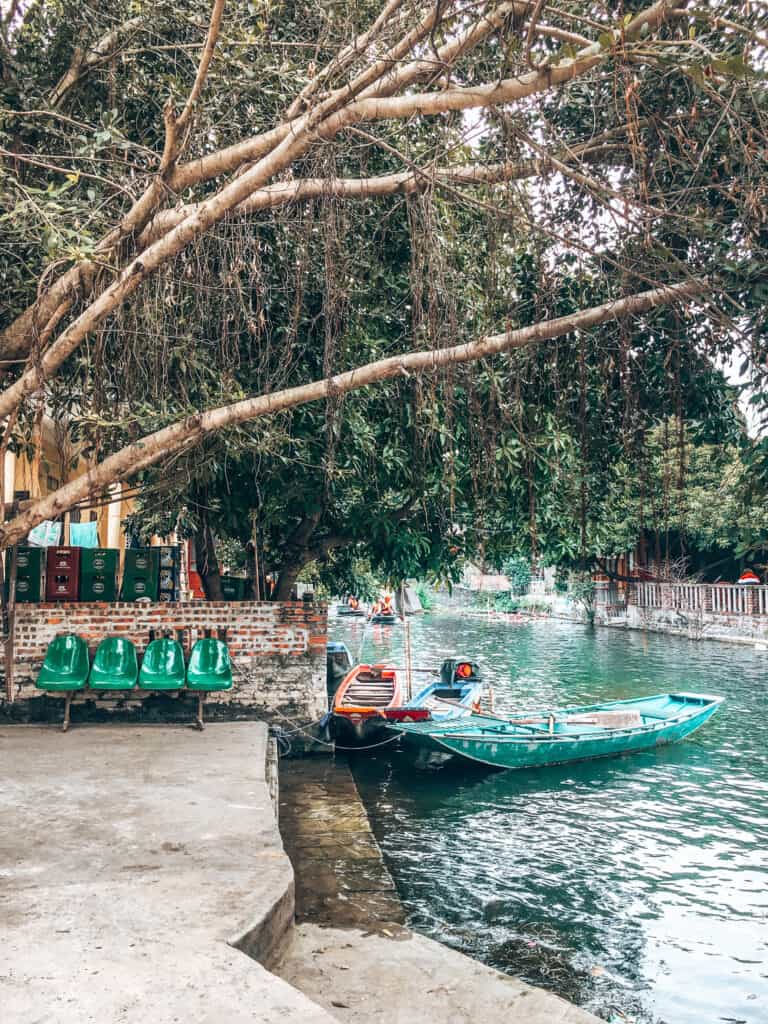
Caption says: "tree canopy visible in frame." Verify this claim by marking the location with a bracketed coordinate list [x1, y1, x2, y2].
[1, 0, 766, 591]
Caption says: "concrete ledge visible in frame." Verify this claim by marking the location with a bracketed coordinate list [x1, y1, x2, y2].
[278, 923, 602, 1023]
[0, 723, 336, 1023]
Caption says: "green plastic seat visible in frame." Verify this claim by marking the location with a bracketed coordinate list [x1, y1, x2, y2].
[36, 634, 90, 692]
[88, 637, 138, 690]
[186, 638, 233, 691]
[138, 638, 185, 691]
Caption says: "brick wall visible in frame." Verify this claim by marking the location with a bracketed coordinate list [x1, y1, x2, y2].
[1, 601, 328, 736]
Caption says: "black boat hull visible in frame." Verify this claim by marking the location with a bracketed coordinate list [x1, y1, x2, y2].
[332, 712, 389, 747]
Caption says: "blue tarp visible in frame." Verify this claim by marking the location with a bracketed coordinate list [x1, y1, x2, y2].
[69, 521, 100, 548]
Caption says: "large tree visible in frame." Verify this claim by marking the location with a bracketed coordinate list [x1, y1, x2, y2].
[0, 0, 765, 576]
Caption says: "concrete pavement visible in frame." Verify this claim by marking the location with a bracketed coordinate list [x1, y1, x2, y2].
[1, 723, 601, 1024]
[0, 723, 335, 1024]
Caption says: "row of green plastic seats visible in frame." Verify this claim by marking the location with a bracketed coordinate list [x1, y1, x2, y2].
[36, 635, 233, 692]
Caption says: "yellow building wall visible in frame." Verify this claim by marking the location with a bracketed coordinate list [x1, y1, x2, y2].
[3, 416, 134, 552]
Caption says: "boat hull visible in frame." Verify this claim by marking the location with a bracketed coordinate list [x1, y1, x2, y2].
[370, 613, 398, 624]
[332, 711, 389, 746]
[392, 693, 722, 770]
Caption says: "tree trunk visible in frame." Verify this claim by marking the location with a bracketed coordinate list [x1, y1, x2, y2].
[273, 559, 306, 602]
[194, 520, 223, 601]
[244, 541, 257, 600]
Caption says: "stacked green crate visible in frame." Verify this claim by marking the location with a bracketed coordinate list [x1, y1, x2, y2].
[157, 546, 180, 602]
[5, 546, 44, 602]
[220, 575, 247, 601]
[80, 548, 119, 602]
[121, 548, 160, 601]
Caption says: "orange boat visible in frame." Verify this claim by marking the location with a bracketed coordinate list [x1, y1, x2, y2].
[331, 663, 405, 746]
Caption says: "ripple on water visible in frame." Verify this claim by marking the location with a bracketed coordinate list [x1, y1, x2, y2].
[337, 615, 768, 1024]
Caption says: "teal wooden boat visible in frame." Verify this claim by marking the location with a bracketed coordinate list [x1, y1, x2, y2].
[389, 693, 722, 770]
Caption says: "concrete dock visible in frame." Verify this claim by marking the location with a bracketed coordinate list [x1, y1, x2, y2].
[1, 724, 599, 1023]
[279, 755, 405, 928]
[276, 754, 600, 1024]
[0, 724, 335, 1023]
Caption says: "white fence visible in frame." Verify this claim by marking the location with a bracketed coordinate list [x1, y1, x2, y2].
[631, 582, 768, 617]
[634, 582, 663, 608]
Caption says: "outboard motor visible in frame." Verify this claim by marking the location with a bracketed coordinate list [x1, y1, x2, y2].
[439, 657, 481, 690]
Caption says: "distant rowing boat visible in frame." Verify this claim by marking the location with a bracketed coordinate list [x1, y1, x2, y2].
[337, 603, 365, 617]
[389, 692, 722, 770]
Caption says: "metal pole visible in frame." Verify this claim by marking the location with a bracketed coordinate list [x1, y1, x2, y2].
[404, 614, 413, 701]
[4, 543, 18, 702]
[252, 515, 261, 601]
[355, 616, 368, 665]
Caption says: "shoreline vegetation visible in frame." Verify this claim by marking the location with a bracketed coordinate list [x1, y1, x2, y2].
[421, 596, 768, 647]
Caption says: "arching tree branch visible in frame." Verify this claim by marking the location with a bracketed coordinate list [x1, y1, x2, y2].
[0, 279, 706, 548]
[0, 0, 682, 418]
[49, 16, 145, 109]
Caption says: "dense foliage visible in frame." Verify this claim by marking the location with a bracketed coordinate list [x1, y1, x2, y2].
[1, 1, 767, 593]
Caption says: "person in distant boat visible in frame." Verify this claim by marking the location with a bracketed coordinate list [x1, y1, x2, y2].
[738, 569, 761, 584]
[348, 596, 360, 610]
[381, 594, 394, 615]
[368, 599, 382, 620]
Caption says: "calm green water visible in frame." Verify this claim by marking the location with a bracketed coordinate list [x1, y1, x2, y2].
[331, 614, 768, 1024]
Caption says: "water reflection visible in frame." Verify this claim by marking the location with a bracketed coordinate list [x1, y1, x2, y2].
[337, 615, 768, 1024]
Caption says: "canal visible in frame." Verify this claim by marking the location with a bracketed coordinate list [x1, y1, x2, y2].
[330, 613, 768, 1024]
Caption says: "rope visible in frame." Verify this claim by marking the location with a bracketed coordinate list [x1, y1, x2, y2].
[234, 661, 402, 754]
[271, 709, 403, 753]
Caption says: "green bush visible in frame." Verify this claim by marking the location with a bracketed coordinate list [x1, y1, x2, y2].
[554, 565, 570, 593]
[415, 582, 434, 611]
[518, 595, 553, 614]
[494, 592, 520, 613]
[502, 556, 532, 596]
[569, 571, 597, 625]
